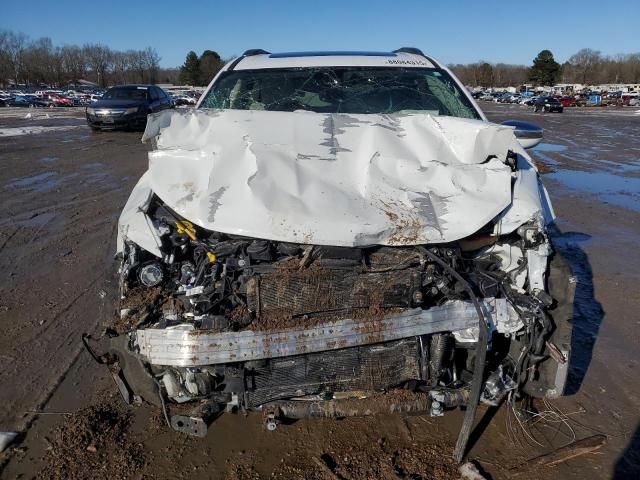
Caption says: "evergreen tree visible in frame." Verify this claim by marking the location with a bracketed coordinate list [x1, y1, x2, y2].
[528, 50, 561, 86]
[179, 51, 200, 85]
[199, 50, 222, 85]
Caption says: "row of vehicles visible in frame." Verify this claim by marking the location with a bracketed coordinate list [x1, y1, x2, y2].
[1, 87, 203, 114]
[0, 90, 105, 108]
[474, 92, 566, 112]
[475, 89, 640, 108]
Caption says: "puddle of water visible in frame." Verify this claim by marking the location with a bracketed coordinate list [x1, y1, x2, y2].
[599, 159, 640, 173]
[8, 172, 60, 192]
[531, 143, 568, 167]
[532, 143, 567, 153]
[551, 169, 640, 211]
[0, 126, 81, 137]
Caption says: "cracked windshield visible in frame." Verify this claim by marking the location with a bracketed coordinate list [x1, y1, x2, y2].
[200, 67, 480, 118]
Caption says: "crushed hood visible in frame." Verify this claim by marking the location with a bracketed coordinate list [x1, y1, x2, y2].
[135, 109, 520, 247]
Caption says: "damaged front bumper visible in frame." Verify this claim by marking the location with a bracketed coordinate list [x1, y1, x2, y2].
[134, 298, 514, 366]
[95, 203, 574, 445]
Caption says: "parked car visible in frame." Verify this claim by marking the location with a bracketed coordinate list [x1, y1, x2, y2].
[50, 93, 74, 106]
[559, 96, 576, 107]
[4, 95, 53, 108]
[85, 85, 173, 130]
[520, 96, 537, 106]
[534, 96, 564, 113]
[93, 49, 572, 461]
[173, 95, 197, 106]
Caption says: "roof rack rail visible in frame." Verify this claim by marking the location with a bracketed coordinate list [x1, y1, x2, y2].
[242, 49, 271, 56]
[393, 47, 439, 68]
[227, 49, 271, 72]
[393, 47, 425, 56]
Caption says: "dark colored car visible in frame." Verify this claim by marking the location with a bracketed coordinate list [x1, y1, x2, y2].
[86, 85, 173, 130]
[4, 95, 52, 108]
[534, 96, 563, 113]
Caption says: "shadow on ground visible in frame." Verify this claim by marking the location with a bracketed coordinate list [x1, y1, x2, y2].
[614, 423, 640, 479]
[550, 229, 604, 395]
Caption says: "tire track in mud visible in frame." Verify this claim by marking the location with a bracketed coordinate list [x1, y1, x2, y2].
[0, 226, 22, 254]
[0, 219, 119, 432]
[0, 119, 148, 433]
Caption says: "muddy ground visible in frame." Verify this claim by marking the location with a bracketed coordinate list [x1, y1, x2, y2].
[0, 104, 639, 479]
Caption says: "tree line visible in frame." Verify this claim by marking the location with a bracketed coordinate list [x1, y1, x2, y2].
[0, 30, 179, 88]
[450, 48, 640, 88]
[3, 29, 640, 90]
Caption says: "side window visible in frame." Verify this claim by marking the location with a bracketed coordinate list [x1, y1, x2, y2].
[150, 88, 159, 101]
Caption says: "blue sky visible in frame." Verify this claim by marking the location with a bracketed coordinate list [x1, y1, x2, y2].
[2, 0, 638, 68]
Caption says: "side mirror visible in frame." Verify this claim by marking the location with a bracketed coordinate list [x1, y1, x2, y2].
[501, 120, 543, 149]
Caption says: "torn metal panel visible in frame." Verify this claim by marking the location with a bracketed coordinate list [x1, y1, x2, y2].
[116, 172, 162, 257]
[134, 298, 518, 367]
[133, 109, 518, 247]
[493, 154, 556, 234]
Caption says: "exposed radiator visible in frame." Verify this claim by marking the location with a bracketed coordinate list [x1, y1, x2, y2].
[246, 266, 422, 319]
[245, 338, 421, 406]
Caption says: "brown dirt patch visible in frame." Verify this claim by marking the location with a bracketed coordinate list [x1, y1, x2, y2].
[269, 431, 459, 480]
[533, 158, 555, 174]
[37, 397, 145, 480]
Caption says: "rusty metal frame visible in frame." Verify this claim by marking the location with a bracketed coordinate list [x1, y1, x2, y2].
[134, 298, 514, 367]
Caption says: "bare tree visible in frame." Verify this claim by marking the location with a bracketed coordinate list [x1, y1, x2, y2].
[143, 47, 161, 84]
[3, 31, 28, 86]
[568, 48, 602, 85]
[60, 45, 86, 86]
[83, 43, 112, 87]
[450, 61, 529, 88]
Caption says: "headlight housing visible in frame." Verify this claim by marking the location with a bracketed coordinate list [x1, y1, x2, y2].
[139, 262, 163, 287]
[125, 107, 139, 115]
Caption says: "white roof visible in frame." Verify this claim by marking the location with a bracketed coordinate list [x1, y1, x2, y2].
[233, 51, 437, 70]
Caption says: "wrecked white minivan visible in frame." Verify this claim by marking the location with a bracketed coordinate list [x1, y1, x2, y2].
[90, 49, 574, 460]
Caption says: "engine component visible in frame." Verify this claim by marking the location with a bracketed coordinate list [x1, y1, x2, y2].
[428, 334, 455, 386]
[429, 389, 469, 416]
[170, 401, 221, 437]
[480, 364, 517, 406]
[245, 338, 420, 407]
[268, 391, 431, 419]
[139, 262, 164, 287]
